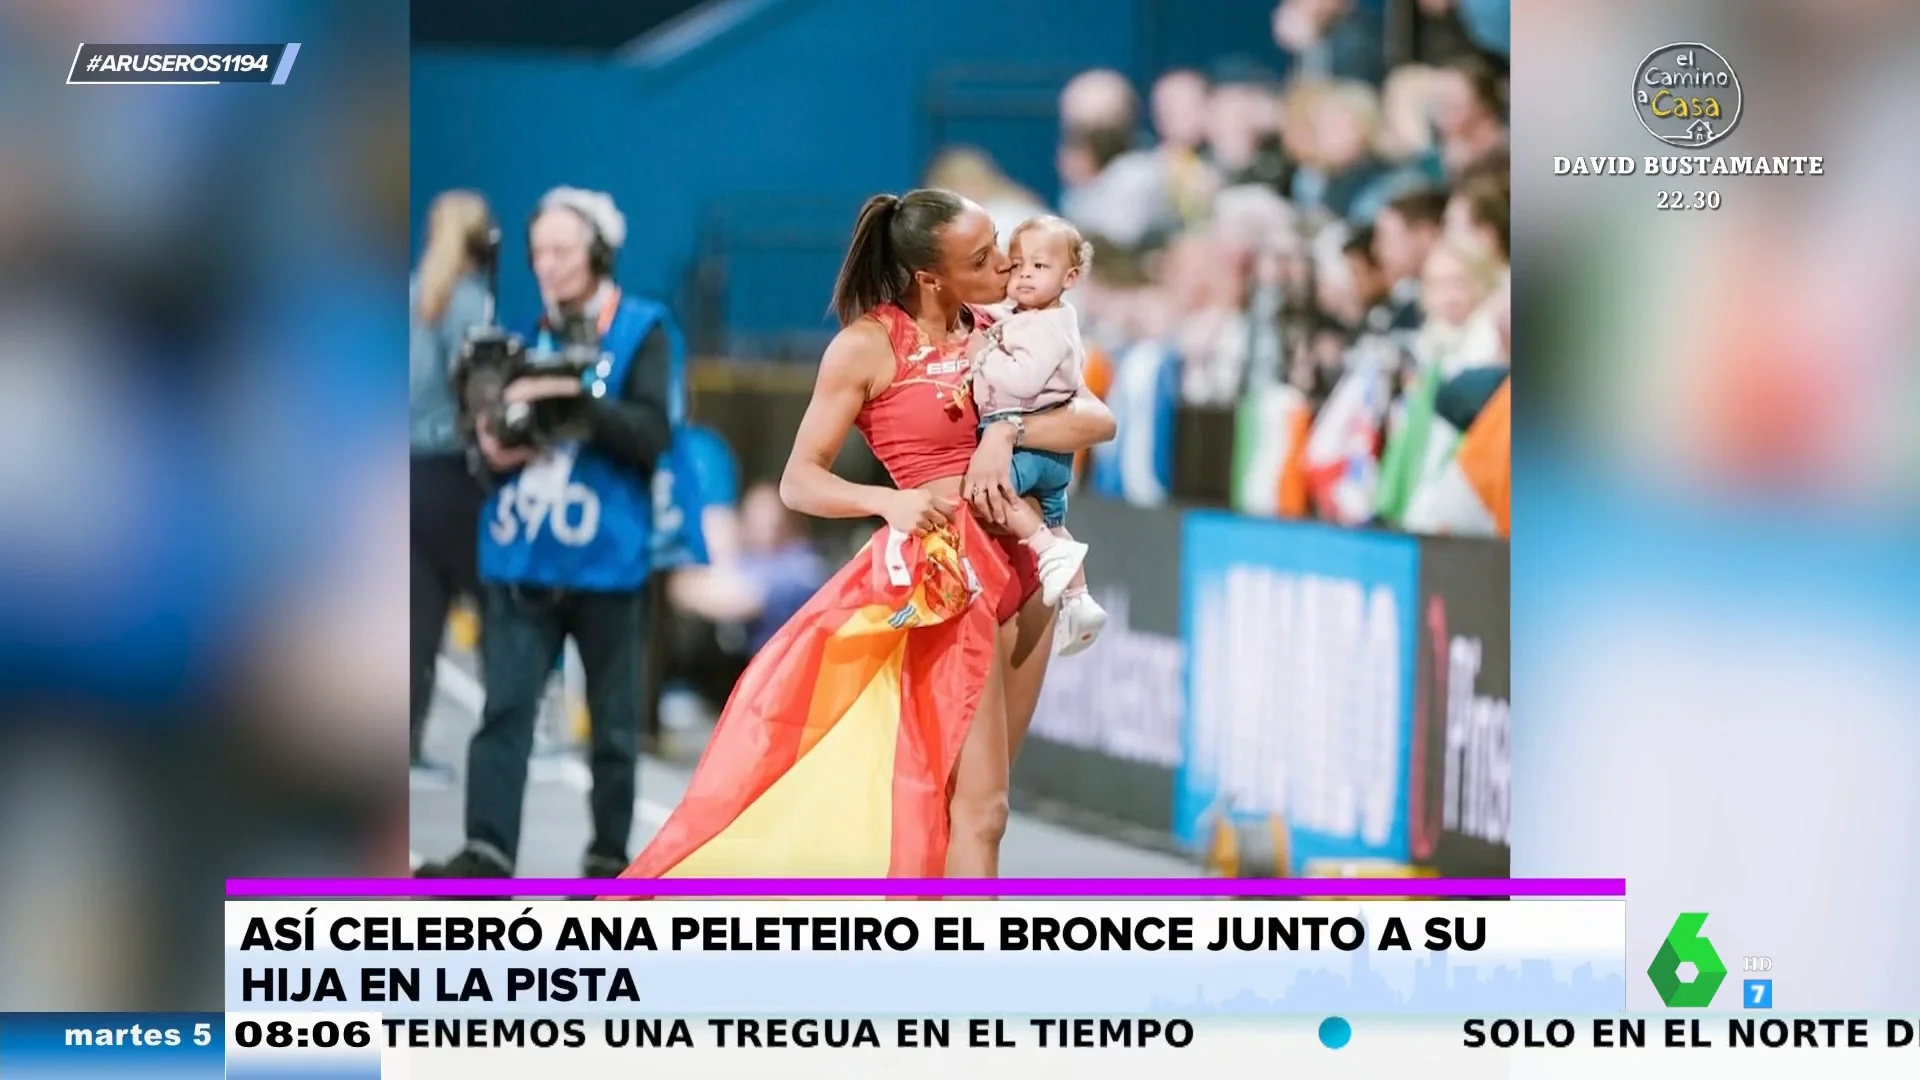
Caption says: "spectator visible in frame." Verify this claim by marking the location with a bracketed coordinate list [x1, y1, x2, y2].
[1341, 226, 1395, 334]
[1165, 231, 1252, 406]
[1271, 0, 1386, 85]
[409, 190, 495, 769]
[1211, 182, 1300, 258]
[1444, 170, 1509, 271]
[661, 480, 826, 717]
[1285, 79, 1395, 224]
[1377, 64, 1441, 164]
[1313, 225, 1364, 330]
[1435, 276, 1509, 431]
[1044, 26, 1510, 537]
[924, 147, 1048, 250]
[1203, 64, 1290, 195]
[1149, 69, 1220, 225]
[1414, 238, 1502, 379]
[1403, 275, 1509, 538]
[1409, 0, 1484, 67]
[1300, 323, 1351, 405]
[1456, 0, 1509, 58]
[1419, 0, 1510, 59]
[1058, 70, 1175, 251]
[1433, 52, 1508, 177]
[1060, 67, 1137, 134]
[1058, 123, 1134, 197]
[1372, 188, 1448, 329]
[1375, 236, 1500, 532]
[1057, 69, 1137, 203]
[1205, 182, 1299, 398]
[696, 481, 824, 652]
[417, 186, 674, 881]
[1452, 143, 1510, 188]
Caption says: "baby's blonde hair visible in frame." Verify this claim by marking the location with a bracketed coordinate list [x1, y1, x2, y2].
[1009, 215, 1095, 272]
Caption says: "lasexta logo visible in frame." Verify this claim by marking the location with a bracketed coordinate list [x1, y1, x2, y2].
[1648, 913, 1728, 1007]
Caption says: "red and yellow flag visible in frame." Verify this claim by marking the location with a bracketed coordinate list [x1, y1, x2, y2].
[620, 515, 1012, 881]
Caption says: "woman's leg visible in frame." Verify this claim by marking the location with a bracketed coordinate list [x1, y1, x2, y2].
[1000, 589, 1059, 761]
[945, 634, 1011, 877]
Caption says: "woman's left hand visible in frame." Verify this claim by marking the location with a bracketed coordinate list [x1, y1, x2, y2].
[504, 375, 584, 403]
[963, 421, 1019, 527]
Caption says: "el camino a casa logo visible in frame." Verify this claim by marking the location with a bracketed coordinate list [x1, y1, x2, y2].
[1634, 43, 1743, 148]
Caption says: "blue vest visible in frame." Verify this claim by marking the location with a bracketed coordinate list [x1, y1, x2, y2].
[478, 294, 667, 591]
[652, 423, 740, 572]
[643, 315, 736, 575]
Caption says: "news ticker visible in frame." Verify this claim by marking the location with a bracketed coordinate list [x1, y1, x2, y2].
[66, 44, 302, 85]
[0, 894, 1905, 1079]
[14, 1012, 1920, 1080]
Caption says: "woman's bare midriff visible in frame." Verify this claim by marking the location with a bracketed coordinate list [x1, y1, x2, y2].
[918, 474, 965, 500]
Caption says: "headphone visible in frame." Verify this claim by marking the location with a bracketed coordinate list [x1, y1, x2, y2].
[527, 204, 615, 279]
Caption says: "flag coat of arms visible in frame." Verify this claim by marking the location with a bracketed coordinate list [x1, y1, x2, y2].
[620, 515, 1012, 881]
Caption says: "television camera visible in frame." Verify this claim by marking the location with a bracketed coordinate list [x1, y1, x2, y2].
[449, 223, 601, 452]
[453, 318, 601, 451]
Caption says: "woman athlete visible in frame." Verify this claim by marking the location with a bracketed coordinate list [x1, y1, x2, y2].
[779, 189, 1117, 876]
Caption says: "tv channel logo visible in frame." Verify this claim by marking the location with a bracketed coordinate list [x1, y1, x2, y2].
[1648, 913, 1728, 1007]
[1744, 979, 1774, 1009]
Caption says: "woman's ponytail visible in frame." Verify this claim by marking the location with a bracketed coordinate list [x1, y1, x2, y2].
[831, 194, 906, 326]
[829, 189, 969, 326]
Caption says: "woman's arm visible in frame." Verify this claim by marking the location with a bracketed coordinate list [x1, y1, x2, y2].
[779, 320, 901, 521]
[963, 375, 1115, 526]
[1017, 382, 1117, 452]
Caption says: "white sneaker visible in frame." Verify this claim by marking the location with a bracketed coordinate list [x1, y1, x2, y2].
[1054, 592, 1108, 656]
[1034, 540, 1089, 607]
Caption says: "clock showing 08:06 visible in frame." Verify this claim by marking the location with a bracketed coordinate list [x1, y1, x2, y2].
[227, 1013, 383, 1080]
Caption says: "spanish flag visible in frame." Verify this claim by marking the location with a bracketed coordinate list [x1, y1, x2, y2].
[620, 515, 1012, 880]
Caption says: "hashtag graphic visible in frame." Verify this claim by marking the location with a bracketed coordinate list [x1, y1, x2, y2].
[71, 43, 297, 84]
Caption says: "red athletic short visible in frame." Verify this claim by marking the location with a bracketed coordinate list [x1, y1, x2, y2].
[992, 533, 1040, 623]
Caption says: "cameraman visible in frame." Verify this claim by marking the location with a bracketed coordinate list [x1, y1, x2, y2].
[418, 187, 672, 880]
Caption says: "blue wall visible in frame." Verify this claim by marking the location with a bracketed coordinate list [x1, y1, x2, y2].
[411, 0, 1284, 333]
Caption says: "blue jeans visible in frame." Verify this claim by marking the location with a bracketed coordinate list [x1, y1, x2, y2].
[1011, 448, 1072, 527]
[982, 417, 1072, 527]
[465, 582, 648, 868]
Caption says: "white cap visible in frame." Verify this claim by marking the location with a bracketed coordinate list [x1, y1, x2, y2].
[537, 186, 626, 251]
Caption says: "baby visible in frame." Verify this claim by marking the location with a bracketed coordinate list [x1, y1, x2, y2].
[969, 215, 1109, 656]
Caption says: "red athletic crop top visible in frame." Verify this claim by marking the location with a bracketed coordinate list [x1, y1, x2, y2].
[853, 302, 999, 490]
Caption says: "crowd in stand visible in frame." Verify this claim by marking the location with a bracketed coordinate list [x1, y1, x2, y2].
[931, 0, 1511, 538]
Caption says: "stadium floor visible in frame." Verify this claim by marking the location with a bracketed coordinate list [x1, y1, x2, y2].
[410, 653, 1198, 879]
